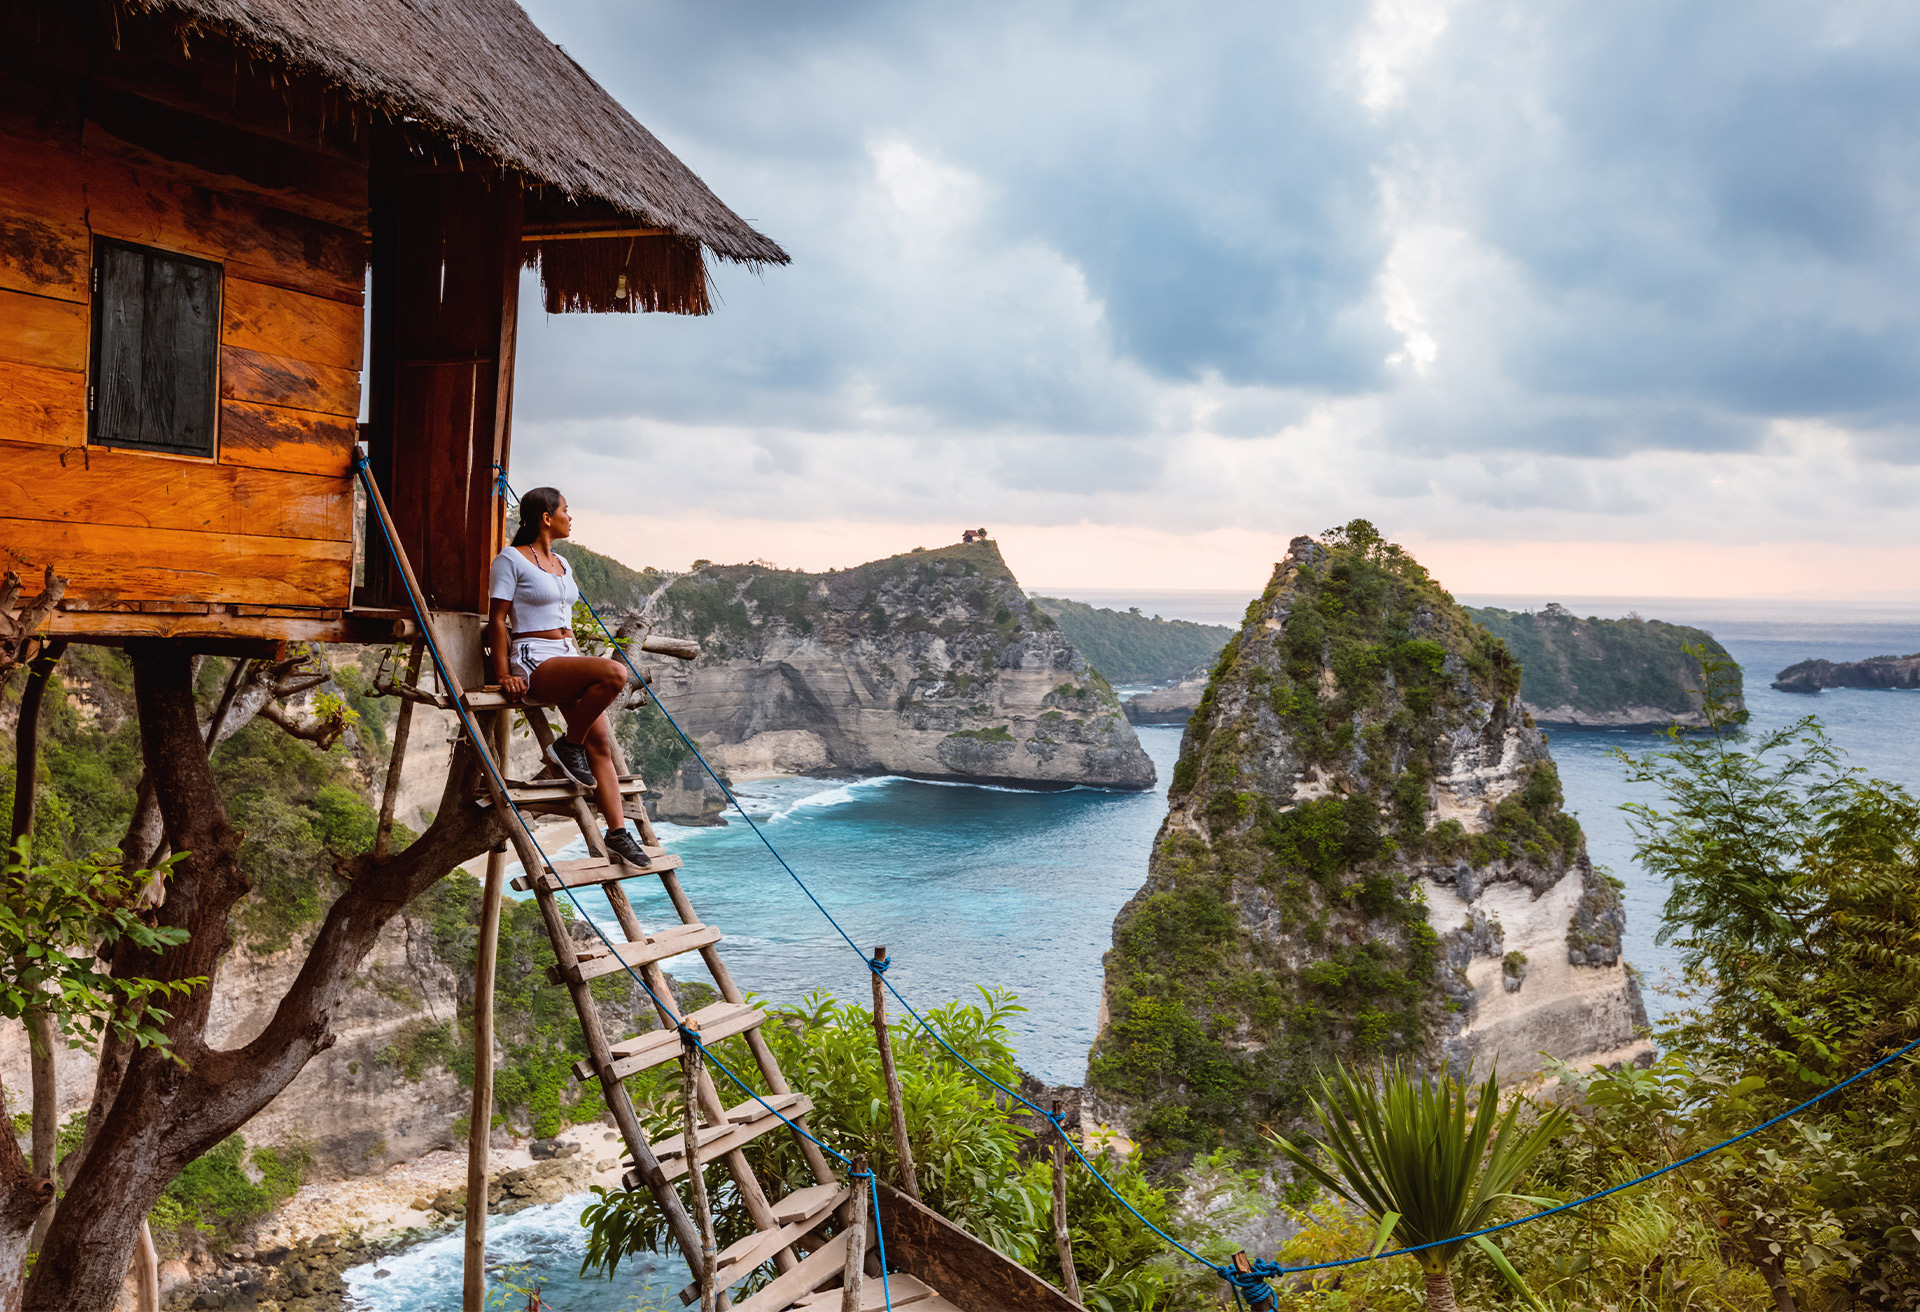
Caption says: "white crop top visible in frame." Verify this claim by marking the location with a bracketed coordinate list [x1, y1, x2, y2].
[489, 547, 580, 632]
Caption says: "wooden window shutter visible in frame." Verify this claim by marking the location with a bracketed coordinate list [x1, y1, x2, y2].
[89, 238, 221, 457]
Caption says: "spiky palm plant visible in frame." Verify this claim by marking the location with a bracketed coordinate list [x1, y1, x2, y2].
[1269, 1062, 1569, 1312]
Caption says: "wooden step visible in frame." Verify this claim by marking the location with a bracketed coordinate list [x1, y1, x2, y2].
[482, 775, 646, 807]
[463, 689, 555, 710]
[570, 923, 722, 984]
[627, 1092, 814, 1187]
[791, 1274, 953, 1311]
[675, 1183, 848, 1306]
[574, 1000, 767, 1082]
[512, 851, 680, 893]
[728, 1225, 872, 1312]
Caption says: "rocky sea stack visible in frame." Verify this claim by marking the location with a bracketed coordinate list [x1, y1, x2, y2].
[1087, 524, 1647, 1161]
[638, 540, 1156, 792]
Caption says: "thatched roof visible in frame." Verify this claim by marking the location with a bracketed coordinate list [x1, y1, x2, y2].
[125, 0, 787, 280]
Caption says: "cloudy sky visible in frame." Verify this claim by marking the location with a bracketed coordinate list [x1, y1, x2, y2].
[506, 0, 1920, 598]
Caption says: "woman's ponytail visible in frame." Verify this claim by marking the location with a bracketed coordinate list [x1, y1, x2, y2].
[511, 487, 563, 547]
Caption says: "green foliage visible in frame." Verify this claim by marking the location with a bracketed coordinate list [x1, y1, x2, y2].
[946, 725, 1015, 742]
[1468, 604, 1744, 718]
[1271, 1062, 1567, 1304]
[157, 1136, 310, 1244]
[0, 841, 201, 1055]
[616, 701, 693, 787]
[579, 990, 1205, 1310]
[555, 541, 662, 612]
[1030, 596, 1234, 685]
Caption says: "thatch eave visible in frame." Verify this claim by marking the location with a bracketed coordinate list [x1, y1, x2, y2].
[120, 0, 788, 269]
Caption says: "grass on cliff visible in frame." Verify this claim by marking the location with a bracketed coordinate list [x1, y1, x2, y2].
[1089, 520, 1570, 1162]
[1466, 604, 1742, 718]
[1030, 596, 1234, 685]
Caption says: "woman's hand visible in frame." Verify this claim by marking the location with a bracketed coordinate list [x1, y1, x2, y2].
[500, 673, 529, 700]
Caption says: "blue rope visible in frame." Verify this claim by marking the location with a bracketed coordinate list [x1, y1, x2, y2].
[491, 467, 1920, 1294]
[361, 456, 888, 1308]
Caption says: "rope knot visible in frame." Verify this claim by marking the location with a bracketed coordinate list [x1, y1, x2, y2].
[867, 956, 890, 974]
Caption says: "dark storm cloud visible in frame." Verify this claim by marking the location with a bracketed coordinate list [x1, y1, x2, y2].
[511, 0, 1920, 508]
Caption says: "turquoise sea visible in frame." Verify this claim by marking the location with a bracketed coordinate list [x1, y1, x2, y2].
[344, 594, 1920, 1310]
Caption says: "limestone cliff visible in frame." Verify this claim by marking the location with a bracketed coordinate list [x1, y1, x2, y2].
[1773, 652, 1920, 694]
[1087, 525, 1647, 1160]
[628, 542, 1156, 791]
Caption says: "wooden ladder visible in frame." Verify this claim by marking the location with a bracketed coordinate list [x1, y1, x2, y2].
[462, 686, 925, 1310]
[360, 463, 1056, 1312]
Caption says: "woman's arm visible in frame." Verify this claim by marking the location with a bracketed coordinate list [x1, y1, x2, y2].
[486, 598, 525, 697]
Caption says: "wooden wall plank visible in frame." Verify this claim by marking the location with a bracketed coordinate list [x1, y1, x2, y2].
[0, 362, 85, 446]
[222, 277, 363, 371]
[3, 518, 352, 609]
[0, 289, 87, 372]
[0, 128, 365, 304]
[45, 611, 356, 645]
[0, 438, 352, 541]
[0, 210, 88, 302]
[218, 400, 357, 476]
[219, 345, 359, 417]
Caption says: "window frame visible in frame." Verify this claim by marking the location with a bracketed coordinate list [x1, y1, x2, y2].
[87, 236, 224, 460]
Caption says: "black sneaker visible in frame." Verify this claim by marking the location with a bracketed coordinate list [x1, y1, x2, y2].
[549, 739, 595, 788]
[604, 827, 653, 869]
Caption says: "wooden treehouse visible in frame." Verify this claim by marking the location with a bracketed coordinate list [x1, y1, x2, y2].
[0, 3, 1084, 1309]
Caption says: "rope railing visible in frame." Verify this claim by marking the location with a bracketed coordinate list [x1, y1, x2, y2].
[488, 467, 1920, 1306]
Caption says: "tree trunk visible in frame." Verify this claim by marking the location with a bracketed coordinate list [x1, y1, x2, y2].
[23, 642, 503, 1311]
[0, 1114, 54, 1312]
[6, 642, 64, 1271]
[1423, 1268, 1459, 1312]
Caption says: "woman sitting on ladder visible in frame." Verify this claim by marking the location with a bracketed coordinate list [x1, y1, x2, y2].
[486, 486, 651, 869]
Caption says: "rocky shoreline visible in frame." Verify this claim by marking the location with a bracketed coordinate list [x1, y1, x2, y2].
[146, 1123, 627, 1311]
[1774, 652, 1920, 693]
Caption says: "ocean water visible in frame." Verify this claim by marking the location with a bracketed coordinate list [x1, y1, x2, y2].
[344, 595, 1919, 1310]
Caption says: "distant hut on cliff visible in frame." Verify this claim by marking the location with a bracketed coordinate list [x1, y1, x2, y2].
[2, 0, 785, 646]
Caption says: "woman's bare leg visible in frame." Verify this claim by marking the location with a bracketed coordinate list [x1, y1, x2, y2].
[581, 714, 624, 829]
[528, 655, 630, 825]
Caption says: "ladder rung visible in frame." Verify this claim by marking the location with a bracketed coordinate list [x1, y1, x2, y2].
[792, 1275, 950, 1311]
[570, 923, 722, 983]
[631, 1093, 813, 1186]
[482, 775, 646, 807]
[728, 1225, 870, 1312]
[512, 851, 681, 893]
[575, 1000, 767, 1082]
[463, 689, 556, 710]
[677, 1183, 849, 1306]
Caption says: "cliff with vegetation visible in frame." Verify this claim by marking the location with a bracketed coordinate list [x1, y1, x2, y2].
[1773, 651, 1920, 693]
[1465, 604, 1743, 728]
[1029, 597, 1233, 686]
[1087, 525, 1646, 1161]
[588, 541, 1155, 791]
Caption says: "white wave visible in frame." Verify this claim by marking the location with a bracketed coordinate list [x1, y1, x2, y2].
[764, 775, 899, 821]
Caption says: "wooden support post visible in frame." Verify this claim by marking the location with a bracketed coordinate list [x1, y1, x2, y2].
[1231, 1252, 1275, 1312]
[374, 638, 425, 858]
[869, 946, 921, 1202]
[682, 1024, 718, 1312]
[840, 1154, 870, 1312]
[1050, 1098, 1081, 1305]
[462, 712, 510, 1312]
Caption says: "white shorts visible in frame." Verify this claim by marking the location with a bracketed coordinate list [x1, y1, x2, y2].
[509, 635, 579, 680]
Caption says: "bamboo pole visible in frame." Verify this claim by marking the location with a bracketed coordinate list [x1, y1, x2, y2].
[840, 1154, 869, 1312]
[1051, 1098, 1082, 1305]
[374, 638, 425, 858]
[463, 713, 511, 1312]
[682, 1024, 718, 1312]
[868, 947, 920, 1202]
